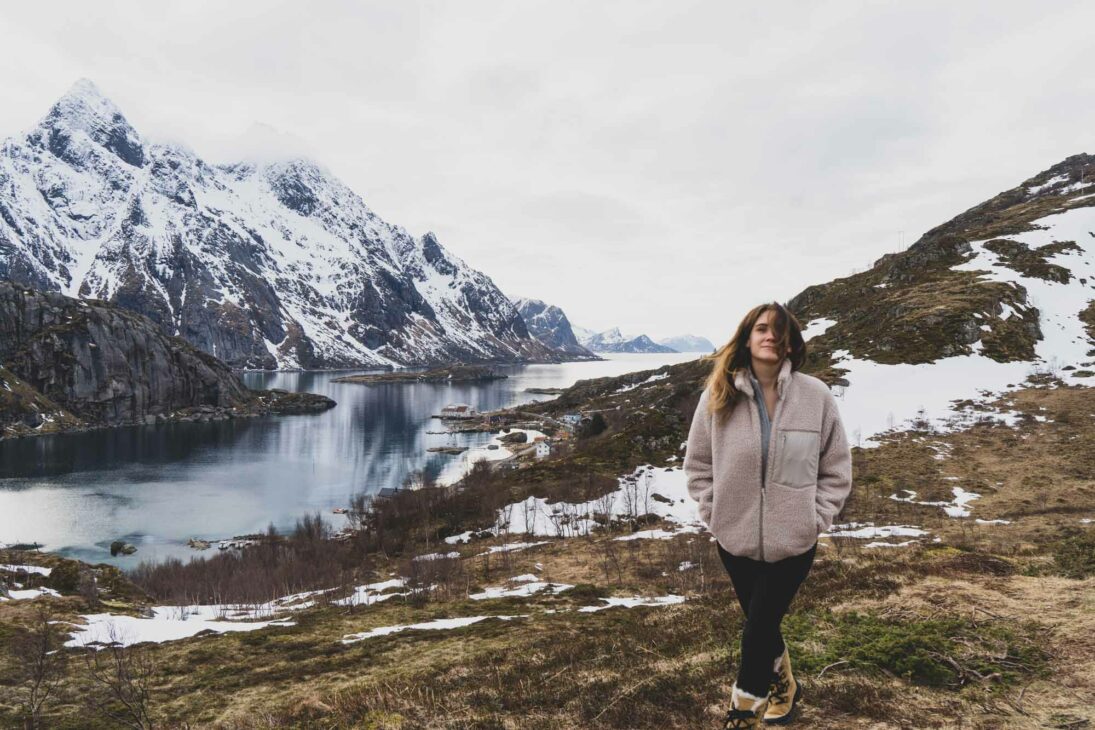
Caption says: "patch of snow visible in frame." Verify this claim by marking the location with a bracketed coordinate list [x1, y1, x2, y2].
[614, 526, 702, 541]
[614, 371, 670, 394]
[65, 607, 295, 647]
[577, 595, 686, 613]
[824, 523, 928, 539]
[492, 465, 703, 538]
[1, 564, 52, 577]
[475, 541, 550, 556]
[801, 317, 837, 342]
[340, 614, 527, 644]
[1, 587, 61, 601]
[1026, 174, 1069, 195]
[334, 577, 410, 608]
[889, 487, 980, 518]
[468, 577, 573, 600]
[413, 551, 461, 561]
[975, 518, 1012, 525]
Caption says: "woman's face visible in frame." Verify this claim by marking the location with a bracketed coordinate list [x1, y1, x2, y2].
[746, 309, 789, 365]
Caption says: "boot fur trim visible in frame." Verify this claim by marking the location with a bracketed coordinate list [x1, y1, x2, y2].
[731, 683, 768, 707]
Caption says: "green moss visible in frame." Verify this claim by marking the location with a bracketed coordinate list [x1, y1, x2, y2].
[1052, 530, 1095, 579]
[782, 609, 1048, 688]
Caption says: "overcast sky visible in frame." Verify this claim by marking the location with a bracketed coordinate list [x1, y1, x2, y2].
[2, 2, 1094, 345]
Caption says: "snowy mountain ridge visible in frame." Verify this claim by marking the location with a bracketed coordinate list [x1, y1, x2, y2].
[576, 326, 677, 353]
[789, 152, 1095, 442]
[0, 79, 560, 369]
[511, 298, 598, 358]
[657, 334, 715, 353]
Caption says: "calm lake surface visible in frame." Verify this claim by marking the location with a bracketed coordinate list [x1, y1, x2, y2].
[0, 353, 699, 565]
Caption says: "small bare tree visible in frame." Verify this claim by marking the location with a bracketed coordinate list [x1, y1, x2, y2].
[521, 499, 539, 536]
[600, 539, 624, 584]
[10, 602, 68, 729]
[497, 502, 514, 542]
[84, 628, 158, 730]
[595, 490, 617, 530]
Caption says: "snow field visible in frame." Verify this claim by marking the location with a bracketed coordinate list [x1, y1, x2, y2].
[491, 465, 701, 539]
[812, 204, 1095, 446]
[339, 594, 687, 643]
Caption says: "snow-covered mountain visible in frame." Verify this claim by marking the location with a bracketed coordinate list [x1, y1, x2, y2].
[790, 153, 1095, 442]
[577, 327, 677, 353]
[0, 79, 563, 369]
[658, 334, 715, 353]
[511, 298, 597, 358]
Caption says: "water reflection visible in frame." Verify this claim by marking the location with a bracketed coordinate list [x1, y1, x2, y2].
[0, 353, 698, 564]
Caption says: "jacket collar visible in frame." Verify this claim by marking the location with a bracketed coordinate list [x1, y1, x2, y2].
[733, 358, 793, 399]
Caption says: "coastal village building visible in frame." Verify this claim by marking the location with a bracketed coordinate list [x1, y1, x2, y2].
[535, 440, 552, 459]
[440, 403, 477, 419]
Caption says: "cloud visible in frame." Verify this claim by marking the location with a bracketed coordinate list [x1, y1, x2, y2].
[1, 0, 1093, 342]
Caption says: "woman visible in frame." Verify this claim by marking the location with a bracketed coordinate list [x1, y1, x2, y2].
[684, 302, 852, 729]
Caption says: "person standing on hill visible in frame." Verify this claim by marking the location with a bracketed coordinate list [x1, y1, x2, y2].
[684, 302, 852, 728]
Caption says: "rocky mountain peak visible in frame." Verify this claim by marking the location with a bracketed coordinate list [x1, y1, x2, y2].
[0, 81, 574, 369]
[512, 298, 597, 359]
[34, 78, 144, 168]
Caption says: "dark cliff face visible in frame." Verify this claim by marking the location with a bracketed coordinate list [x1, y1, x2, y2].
[513, 298, 597, 357]
[0, 281, 253, 426]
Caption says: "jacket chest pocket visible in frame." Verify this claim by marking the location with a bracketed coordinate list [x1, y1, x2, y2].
[772, 429, 820, 489]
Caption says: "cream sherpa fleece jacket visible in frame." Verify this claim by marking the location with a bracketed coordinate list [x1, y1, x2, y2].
[684, 358, 852, 562]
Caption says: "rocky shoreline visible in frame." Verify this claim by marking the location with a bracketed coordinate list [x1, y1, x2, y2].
[0, 389, 336, 441]
[332, 364, 507, 385]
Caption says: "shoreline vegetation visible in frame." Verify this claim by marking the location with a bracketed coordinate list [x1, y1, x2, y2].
[332, 364, 507, 385]
[0, 388, 336, 441]
[2, 357, 1094, 727]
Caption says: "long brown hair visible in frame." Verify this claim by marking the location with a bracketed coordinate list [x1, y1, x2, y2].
[702, 302, 807, 419]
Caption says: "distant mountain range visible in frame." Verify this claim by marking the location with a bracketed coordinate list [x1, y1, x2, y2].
[657, 335, 715, 352]
[574, 327, 677, 354]
[0, 80, 574, 370]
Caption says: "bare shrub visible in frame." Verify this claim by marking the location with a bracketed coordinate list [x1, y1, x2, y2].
[84, 631, 158, 730]
[9, 602, 68, 729]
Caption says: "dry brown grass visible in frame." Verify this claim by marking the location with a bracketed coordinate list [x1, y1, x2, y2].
[3, 385, 1095, 728]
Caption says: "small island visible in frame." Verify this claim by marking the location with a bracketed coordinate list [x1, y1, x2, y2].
[333, 365, 507, 385]
[524, 387, 565, 395]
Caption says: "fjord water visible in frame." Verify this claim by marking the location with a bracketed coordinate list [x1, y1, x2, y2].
[0, 354, 698, 565]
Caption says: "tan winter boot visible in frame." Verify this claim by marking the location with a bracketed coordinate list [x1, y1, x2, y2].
[722, 683, 770, 729]
[763, 647, 802, 725]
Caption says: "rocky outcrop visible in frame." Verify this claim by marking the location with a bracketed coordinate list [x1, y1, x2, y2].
[512, 298, 598, 358]
[0, 281, 334, 438]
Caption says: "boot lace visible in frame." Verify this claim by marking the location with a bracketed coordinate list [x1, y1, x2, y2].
[722, 707, 759, 729]
[768, 670, 790, 706]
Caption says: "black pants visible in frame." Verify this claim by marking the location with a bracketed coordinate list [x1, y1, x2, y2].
[716, 540, 817, 697]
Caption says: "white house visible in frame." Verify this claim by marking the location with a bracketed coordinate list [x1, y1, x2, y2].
[440, 403, 477, 419]
[535, 440, 552, 458]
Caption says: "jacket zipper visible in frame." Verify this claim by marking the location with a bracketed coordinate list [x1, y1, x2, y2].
[760, 383, 787, 562]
